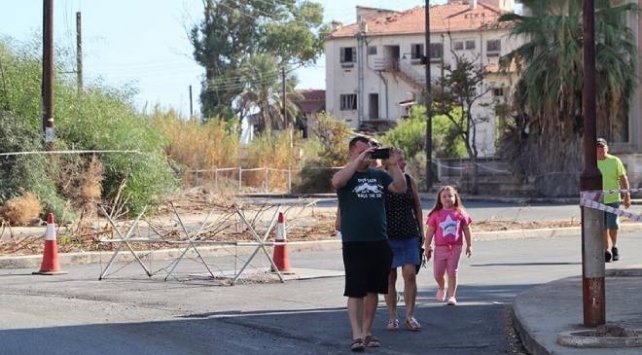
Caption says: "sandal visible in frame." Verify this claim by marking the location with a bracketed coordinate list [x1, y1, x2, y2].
[364, 334, 381, 347]
[351, 338, 365, 352]
[386, 318, 399, 330]
[404, 317, 421, 331]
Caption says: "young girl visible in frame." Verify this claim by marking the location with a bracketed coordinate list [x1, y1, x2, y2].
[424, 186, 472, 306]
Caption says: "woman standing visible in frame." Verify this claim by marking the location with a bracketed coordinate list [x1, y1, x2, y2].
[384, 150, 424, 331]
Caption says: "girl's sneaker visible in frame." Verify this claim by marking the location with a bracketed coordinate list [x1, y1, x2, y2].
[447, 297, 457, 306]
[436, 288, 446, 302]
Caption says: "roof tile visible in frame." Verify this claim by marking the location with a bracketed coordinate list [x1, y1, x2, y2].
[328, 1, 511, 39]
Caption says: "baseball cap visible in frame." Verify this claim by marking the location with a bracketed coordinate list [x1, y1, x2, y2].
[596, 138, 607, 147]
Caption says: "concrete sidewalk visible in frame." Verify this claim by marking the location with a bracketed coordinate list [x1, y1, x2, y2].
[514, 266, 642, 354]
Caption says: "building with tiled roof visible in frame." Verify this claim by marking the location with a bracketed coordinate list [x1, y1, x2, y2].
[324, 0, 522, 157]
[293, 89, 326, 138]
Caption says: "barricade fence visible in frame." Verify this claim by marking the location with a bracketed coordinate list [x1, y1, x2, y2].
[581, 188, 642, 223]
[185, 167, 292, 193]
[95, 199, 333, 285]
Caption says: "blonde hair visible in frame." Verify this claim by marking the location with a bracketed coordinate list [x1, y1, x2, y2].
[428, 185, 465, 216]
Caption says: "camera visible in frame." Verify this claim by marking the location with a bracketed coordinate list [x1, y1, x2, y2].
[370, 147, 391, 159]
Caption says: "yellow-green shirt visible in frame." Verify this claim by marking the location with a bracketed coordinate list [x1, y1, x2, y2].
[597, 154, 626, 204]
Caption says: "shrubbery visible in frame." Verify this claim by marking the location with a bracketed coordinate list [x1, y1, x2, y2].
[0, 40, 176, 220]
[293, 113, 351, 193]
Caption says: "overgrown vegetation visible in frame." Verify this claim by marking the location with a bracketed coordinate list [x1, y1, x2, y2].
[498, 0, 638, 196]
[295, 113, 351, 193]
[0, 40, 176, 220]
[380, 105, 467, 160]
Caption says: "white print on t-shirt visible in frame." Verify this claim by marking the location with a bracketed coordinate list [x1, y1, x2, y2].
[352, 178, 384, 199]
[439, 215, 458, 239]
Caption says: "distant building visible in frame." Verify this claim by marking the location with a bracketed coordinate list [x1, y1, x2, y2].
[293, 89, 325, 138]
[324, 0, 520, 157]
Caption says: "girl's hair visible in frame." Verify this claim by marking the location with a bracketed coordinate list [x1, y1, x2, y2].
[428, 185, 465, 216]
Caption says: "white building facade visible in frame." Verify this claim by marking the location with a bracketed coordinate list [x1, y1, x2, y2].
[325, 0, 521, 157]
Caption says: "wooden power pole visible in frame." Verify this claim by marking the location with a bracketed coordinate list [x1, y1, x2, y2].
[42, 0, 55, 150]
[76, 11, 83, 94]
[580, 0, 605, 327]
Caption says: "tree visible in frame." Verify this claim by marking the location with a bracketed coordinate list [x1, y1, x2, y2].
[189, 0, 327, 120]
[238, 54, 303, 133]
[432, 54, 490, 193]
[498, 0, 637, 196]
[381, 105, 466, 161]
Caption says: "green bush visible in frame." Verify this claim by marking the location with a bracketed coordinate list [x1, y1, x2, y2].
[0, 111, 69, 220]
[380, 105, 467, 159]
[292, 113, 351, 193]
[0, 39, 176, 216]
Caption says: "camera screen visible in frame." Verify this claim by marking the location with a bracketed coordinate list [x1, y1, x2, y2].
[371, 148, 390, 159]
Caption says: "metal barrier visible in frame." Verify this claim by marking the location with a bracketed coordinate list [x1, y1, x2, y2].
[96, 199, 324, 285]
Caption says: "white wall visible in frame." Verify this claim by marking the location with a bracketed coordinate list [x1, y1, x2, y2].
[325, 26, 523, 157]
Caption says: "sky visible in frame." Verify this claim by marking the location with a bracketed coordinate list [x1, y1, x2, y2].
[0, 0, 448, 117]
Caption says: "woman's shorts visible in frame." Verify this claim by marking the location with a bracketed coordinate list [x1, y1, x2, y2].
[388, 236, 420, 268]
[604, 202, 620, 230]
[342, 240, 393, 298]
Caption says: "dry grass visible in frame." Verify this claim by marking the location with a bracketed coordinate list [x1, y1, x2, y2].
[0, 192, 43, 226]
[80, 155, 103, 201]
[243, 131, 299, 191]
[154, 109, 304, 192]
[154, 111, 240, 186]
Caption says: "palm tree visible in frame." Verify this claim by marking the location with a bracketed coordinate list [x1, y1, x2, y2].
[498, 0, 637, 196]
[239, 54, 302, 134]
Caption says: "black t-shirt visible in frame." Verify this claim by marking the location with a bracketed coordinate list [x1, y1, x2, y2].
[337, 169, 393, 242]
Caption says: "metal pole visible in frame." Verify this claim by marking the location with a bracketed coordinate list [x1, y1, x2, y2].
[265, 168, 269, 192]
[424, 0, 433, 191]
[42, 0, 55, 150]
[581, 0, 605, 327]
[189, 85, 193, 118]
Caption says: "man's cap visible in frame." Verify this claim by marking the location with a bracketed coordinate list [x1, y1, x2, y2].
[596, 138, 608, 147]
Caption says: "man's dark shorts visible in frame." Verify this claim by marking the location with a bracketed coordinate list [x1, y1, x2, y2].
[342, 240, 393, 298]
[604, 202, 621, 230]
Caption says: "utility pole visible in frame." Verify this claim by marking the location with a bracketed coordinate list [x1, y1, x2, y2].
[189, 85, 194, 118]
[580, 0, 605, 326]
[282, 67, 287, 129]
[42, 0, 55, 150]
[282, 66, 293, 151]
[76, 11, 83, 95]
[356, 20, 366, 127]
[424, 0, 433, 191]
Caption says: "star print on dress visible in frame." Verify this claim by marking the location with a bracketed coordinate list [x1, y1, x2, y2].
[439, 214, 458, 238]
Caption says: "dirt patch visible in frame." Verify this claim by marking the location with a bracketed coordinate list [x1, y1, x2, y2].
[0, 211, 583, 257]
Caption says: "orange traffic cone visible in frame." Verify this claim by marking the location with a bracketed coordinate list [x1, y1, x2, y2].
[271, 212, 292, 273]
[33, 213, 67, 275]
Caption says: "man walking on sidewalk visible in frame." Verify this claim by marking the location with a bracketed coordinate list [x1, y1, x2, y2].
[596, 138, 631, 262]
[332, 136, 407, 351]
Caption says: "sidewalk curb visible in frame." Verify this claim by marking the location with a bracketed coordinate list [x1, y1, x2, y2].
[513, 267, 642, 355]
[512, 305, 551, 355]
[2, 225, 640, 270]
[0, 239, 343, 270]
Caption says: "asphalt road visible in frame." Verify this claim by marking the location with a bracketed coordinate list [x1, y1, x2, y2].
[2, 228, 642, 354]
[244, 196, 594, 222]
